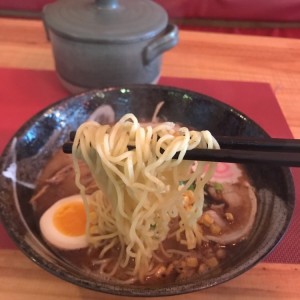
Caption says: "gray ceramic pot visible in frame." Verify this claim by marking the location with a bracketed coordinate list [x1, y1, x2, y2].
[43, 0, 178, 93]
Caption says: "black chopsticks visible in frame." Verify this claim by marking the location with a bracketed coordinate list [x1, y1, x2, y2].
[63, 131, 300, 167]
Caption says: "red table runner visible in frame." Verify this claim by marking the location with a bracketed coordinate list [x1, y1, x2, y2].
[0, 68, 299, 264]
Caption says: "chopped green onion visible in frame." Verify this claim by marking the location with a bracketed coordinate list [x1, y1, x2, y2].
[179, 180, 196, 191]
[213, 182, 223, 193]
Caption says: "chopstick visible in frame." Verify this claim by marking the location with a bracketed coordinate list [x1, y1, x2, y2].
[62, 132, 300, 166]
[67, 131, 300, 152]
[174, 148, 300, 166]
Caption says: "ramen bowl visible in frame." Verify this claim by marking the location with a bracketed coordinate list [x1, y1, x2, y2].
[0, 85, 294, 296]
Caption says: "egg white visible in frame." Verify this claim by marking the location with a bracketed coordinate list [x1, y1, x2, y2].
[39, 195, 88, 250]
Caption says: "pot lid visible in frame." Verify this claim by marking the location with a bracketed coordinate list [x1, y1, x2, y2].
[43, 0, 169, 43]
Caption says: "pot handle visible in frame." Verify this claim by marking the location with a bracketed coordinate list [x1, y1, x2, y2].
[143, 24, 179, 65]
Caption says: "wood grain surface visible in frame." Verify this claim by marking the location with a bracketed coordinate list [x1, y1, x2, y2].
[0, 17, 300, 299]
[1, 250, 299, 300]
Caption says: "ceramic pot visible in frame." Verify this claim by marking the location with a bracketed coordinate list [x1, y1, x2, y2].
[43, 0, 178, 93]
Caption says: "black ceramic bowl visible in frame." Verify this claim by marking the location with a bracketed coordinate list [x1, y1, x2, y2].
[0, 85, 294, 296]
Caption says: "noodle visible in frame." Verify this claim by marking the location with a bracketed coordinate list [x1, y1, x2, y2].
[72, 113, 219, 279]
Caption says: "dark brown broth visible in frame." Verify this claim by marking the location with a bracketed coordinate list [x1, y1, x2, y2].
[30, 150, 256, 284]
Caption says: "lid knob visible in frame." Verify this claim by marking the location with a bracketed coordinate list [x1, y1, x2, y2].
[95, 0, 119, 9]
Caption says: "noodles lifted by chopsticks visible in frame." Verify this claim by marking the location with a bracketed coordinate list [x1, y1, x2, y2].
[72, 113, 220, 281]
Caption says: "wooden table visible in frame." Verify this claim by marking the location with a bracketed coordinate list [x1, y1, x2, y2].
[0, 17, 300, 300]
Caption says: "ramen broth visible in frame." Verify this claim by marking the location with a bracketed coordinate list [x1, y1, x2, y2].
[30, 150, 257, 284]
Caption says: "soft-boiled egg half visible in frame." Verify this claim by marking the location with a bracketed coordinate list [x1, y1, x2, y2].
[39, 195, 88, 250]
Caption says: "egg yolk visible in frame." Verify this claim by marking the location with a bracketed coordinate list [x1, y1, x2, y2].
[53, 202, 86, 236]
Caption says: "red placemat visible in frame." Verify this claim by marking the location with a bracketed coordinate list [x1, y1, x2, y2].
[0, 68, 299, 264]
